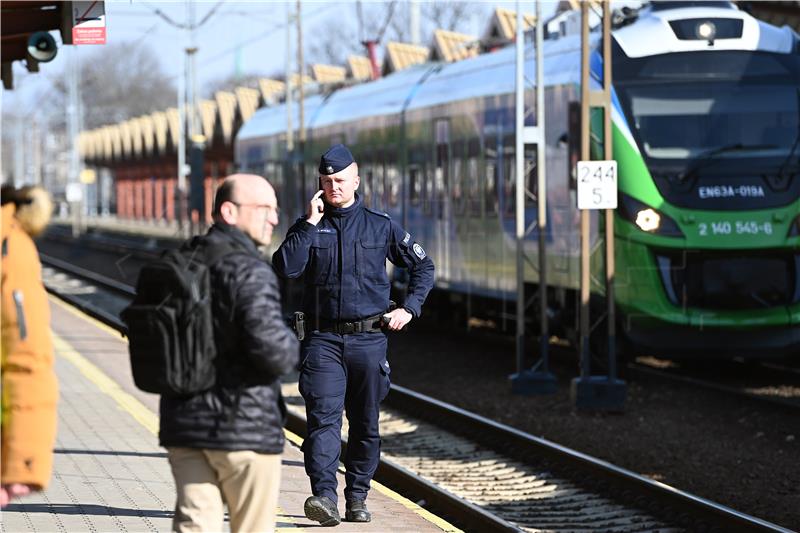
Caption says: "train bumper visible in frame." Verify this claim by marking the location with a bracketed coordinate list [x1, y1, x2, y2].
[615, 237, 800, 358]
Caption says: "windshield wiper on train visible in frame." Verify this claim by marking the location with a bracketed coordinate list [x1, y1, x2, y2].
[678, 143, 779, 181]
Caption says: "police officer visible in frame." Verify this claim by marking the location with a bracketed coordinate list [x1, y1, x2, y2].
[273, 144, 434, 526]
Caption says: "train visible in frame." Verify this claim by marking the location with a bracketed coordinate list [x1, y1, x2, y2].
[235, 2, 800, 358]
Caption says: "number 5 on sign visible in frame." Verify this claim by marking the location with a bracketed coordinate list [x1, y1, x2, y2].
[577, 160, 617, 210]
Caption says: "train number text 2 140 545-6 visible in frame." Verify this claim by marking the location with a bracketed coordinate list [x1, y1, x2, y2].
[697, 221, 773, 236]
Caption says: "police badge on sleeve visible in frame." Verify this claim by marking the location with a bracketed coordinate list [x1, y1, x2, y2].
[412, 243, 426, 260]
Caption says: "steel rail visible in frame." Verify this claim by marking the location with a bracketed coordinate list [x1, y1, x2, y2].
[41, 260, 793, 533]
[385, 385, 791, 532]
[41, 253, 137, 298]
[628, 363, 800, 413]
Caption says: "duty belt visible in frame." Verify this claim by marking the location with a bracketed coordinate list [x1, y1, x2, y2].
[309, 313, 386, 335]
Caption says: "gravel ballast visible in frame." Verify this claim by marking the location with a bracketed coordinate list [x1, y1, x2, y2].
[387, 321, 799, 530]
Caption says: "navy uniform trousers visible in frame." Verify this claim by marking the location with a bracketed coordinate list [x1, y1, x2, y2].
[298, 330, 390, 505]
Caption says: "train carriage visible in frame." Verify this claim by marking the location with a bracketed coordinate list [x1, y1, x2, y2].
[236, 1, 800, 358]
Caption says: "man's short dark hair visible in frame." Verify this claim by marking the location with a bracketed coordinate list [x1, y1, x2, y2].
[213, 179, 236, 218]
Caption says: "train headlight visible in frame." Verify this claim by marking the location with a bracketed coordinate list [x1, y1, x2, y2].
[695, 21, 716, 41]
[635, 208, 661, 232]
[618, 193, 684, 237]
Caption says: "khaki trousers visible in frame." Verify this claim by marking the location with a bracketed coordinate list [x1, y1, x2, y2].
[167, 447, 282, 533]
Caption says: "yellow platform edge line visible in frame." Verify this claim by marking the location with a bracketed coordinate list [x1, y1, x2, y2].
[50, 293, 127, 340]
[50, 295, 460, 532]
[52, 332, 160, 435]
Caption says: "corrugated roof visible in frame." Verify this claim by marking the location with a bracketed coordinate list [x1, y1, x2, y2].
[235, 87, 261, 122]
[138, 115, 155, 155]
[289, 73, 313, 87]
[152, 111, 168, 153]
[483, 7, 536, 46]
[119, 121, 133, 158]
[347, 55, 373, 80]
[311, 63, 347, 84]
[128, 118, 143, 156]
[383, 41, 430, 74]
[432, 29, 479, 62]
[101, 126, 113, 161]
[91, 131, 102, 160]
[259, 78, 286, 104]
[166, 108, 181, 149]
[109, 125, 122, 160]
[199, 100, 217, 142]
[215, 91, 238, 144]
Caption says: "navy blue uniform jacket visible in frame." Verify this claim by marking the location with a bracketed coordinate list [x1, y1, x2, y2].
[272, 195, 434, 321]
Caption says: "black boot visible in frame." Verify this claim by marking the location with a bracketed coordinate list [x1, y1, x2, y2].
[304, 496, 341, 526]
[345, 499, 371, 522]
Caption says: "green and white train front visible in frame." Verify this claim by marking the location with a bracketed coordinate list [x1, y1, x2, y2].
[608, 4, 800, 356]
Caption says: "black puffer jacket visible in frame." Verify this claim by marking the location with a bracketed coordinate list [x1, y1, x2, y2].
[159, 223, 298, 454]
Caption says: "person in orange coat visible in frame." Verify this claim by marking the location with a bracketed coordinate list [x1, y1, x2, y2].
[1, 185, 58, 507]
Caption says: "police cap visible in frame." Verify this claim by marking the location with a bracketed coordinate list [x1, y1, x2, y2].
[319, 144, 355, 175]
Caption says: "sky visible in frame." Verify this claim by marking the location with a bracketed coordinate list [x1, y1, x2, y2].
[2, 0, 562, 115]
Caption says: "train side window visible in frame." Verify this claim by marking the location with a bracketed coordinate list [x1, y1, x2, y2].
[485, 161, 498, 215]
[503, 152, 515, 218]
[374, 148, 385, 211]
[409, 165, 421, 207]
[435, 119, 450, 218]
[452, 152, 464, 214]
[423, 164, 433, 215]
[467, 157, 479, 215]
[387, 165, 400, 207]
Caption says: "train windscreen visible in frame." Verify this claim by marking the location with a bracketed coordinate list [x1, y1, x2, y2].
[613, 50, 800, 172]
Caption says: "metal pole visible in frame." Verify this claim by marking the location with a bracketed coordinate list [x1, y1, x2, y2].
[297, 0, 305, 144]
[187, 0, 199, 235]
[177, 46, 187, 234]
[535, 0, 549, 370]
[410, 0, 420, 45]
[286, 4, 294, 153]
[514, 1, 525, 378]
[579, 1, 591, 379]
[603, 0, 617, 379]
[68, 45, 82, 236]
[13, 114, 24, 187]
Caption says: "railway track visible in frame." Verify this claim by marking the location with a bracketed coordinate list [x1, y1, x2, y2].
[629, 358, 800, 412]
[40, 254, 791, 532]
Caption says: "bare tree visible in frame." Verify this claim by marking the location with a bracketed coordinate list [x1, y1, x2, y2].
[307, 27, 361, 66]
[424, 2, 482, 33]
[306, 1, 483, 67]
[203, 72, 269, 98]
[46, 42, 176, 131]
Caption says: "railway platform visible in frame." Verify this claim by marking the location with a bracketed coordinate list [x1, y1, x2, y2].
[1, 296, 458, 533]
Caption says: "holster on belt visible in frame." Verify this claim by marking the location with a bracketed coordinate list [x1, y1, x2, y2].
[291, 311, 305, 341]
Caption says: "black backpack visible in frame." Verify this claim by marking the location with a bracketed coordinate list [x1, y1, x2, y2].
[121, 236, 237, 396]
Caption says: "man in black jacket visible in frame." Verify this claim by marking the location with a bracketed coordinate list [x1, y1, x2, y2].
[160, 174, 298, 533]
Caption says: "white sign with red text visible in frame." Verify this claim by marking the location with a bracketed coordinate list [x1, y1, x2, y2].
[72, 1, 106, 45]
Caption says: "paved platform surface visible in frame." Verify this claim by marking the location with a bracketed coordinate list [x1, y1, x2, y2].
[0, 297, 457, 533]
